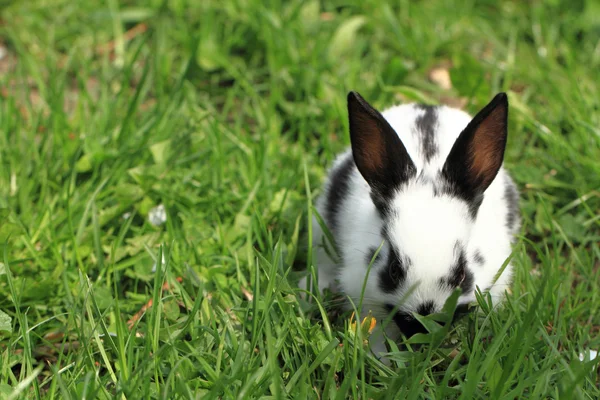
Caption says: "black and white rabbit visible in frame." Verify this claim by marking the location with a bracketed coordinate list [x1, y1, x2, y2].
[299, 91, 520, 358]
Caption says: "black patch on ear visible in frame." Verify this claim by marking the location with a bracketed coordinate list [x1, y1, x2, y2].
[417, 300, 435, 316]
[415, 105, 438, 162]
[378, 249, 407, 294]
[504, 176, 520, 231]
[347, 91, 417, 214]
[441, 93, 509, 216]
[473, 250, 485, 266]
[365, 246, 381, 266]
[325, 155, 355, 235]
[440, 247, 474, 293]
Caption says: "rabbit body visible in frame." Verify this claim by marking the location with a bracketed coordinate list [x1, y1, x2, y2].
[300, 92, 520, 358]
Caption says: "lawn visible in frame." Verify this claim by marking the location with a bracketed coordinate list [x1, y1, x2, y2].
[1, 0, 599, 398]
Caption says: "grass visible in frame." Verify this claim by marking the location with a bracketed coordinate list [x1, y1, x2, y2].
[0, 0, 599, 398]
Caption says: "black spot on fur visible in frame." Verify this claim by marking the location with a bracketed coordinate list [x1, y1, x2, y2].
[365, 247, 381, 266]
[473, 250, 485, 266]
[417, 301, 435, 316]
[415, 171, 433, 186]
[325, 155, 355, 234]
[415, 105, 438, 162]
[378, 249, 407, 294]
[433, 179, 483, 220]
[504, 177, 519, 231]
[441, 247, 474, 293]
[467, 194, 484, 220]
[380, 226, 388, 239]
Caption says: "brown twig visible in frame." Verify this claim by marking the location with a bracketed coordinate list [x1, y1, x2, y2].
[127, 276, 183, 329]
[96, 23, 148, 55]
[241, 286, 254, 302]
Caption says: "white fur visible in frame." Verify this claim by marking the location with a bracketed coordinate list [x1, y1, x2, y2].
[299, 102, 520, 361]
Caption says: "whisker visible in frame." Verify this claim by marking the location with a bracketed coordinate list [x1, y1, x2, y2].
[350, 248, 370, 257]
[353, 230, 384, 237]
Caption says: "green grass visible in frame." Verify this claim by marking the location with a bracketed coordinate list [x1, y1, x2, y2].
[1, 0, 599, 398]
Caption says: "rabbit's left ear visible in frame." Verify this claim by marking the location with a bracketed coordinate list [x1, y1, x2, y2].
[442, 93, 508, 201]
[347, 91, 416, 202]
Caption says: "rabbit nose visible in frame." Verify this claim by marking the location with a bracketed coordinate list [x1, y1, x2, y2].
[384, 304, 430, 337]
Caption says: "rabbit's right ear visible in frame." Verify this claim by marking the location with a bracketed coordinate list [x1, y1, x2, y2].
[348, 91, 416, 202]
[441, 93, 508, 201]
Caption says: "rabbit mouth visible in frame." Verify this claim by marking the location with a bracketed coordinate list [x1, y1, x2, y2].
[384, 303, 474, 337]
[384, 306, 429, 337]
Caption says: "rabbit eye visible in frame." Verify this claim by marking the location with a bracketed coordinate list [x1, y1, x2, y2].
[459, 270, 466, 285]
[388, 260, 404, 282]
[379, 253, 407, 294]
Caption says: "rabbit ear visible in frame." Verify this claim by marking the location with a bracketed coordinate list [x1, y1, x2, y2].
[347, 91, 416, 202]
[442, 93, 508, 201]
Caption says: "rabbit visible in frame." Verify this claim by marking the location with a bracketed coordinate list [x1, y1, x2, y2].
[299, 91, 520, 360]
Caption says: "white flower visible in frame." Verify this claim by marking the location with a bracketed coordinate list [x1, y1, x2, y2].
[578, 349, 599, 367]
[148, 204, 166, 226]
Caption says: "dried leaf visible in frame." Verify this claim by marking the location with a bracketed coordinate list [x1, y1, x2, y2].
[429, 67, 452, 90]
